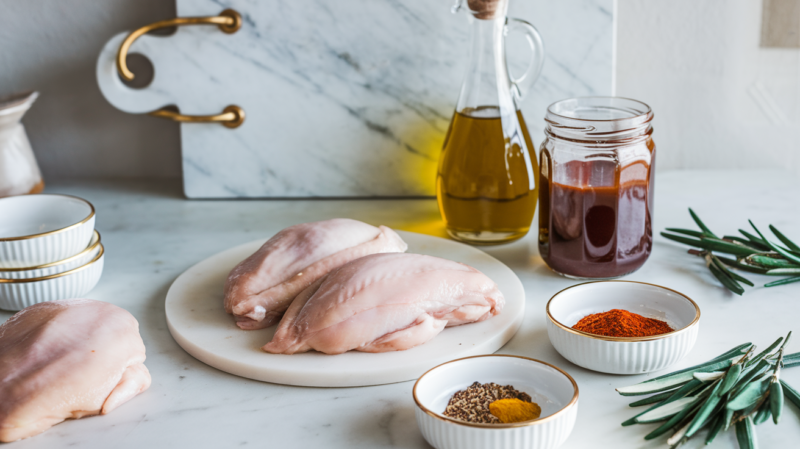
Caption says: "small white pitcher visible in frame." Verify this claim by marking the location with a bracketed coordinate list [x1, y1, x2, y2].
[0, 91, 44, 197]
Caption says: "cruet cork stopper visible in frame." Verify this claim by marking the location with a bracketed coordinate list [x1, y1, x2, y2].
[467, 0, 508, 19]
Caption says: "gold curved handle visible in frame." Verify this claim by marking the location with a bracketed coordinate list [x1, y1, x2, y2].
[117, 9, 244, 128]
[117, 8, 241, 81]
[149, 105, 245, 129]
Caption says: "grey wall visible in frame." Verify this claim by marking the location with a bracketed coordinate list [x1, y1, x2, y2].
[0, 0, 181, 180]
[616, 0, 799, 174]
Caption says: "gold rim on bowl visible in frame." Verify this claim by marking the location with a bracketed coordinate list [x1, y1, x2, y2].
[545, 280, 701, 342]
[0, 231, 101, 272]
[0, 244, 104, 284]
[412, 354, 579, 429]
[0, 194, 96, 242]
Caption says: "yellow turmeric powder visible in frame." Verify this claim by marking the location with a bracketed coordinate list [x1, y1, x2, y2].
[489, 398, 541, 423]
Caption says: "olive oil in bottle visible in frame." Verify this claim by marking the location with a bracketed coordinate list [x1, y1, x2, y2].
[437, 0, 544, 244]
[437, 107, 538, 244]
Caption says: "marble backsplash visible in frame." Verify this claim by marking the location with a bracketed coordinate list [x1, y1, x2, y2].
[97, 0, 614, 198]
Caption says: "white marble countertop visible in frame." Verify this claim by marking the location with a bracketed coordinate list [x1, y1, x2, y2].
[3, 170, 800, 448]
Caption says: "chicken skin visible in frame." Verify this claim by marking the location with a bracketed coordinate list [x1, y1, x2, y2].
[0, 299, 150, 442]
[263, 253, 504, 355]
[224, 219, 407, 330]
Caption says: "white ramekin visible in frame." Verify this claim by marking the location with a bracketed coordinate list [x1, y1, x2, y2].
[0, 244, 104, 311]
[413, 355, 579, 449]
[0, 231, 100, 279]
[0, 194, 96, 268]
[546, 281, 701, 375]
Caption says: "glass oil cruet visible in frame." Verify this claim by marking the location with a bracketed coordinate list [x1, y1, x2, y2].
[437, 0, 544, 244]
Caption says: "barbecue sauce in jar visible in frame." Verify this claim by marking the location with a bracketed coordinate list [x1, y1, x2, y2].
[537, 97, 656, 279]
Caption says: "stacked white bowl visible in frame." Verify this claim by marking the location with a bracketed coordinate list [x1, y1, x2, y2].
[0, 194, 104, 311]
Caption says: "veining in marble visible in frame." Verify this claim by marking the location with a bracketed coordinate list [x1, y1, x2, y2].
[97, 0, 614, 198]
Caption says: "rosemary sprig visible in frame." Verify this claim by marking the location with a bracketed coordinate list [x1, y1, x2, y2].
[617, 333, 799, 448]
[661, 209, 800, 294]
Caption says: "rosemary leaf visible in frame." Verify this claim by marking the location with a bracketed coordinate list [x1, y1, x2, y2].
[754, 401, 772, 425]
[747, 254, 800, 269]
[719, 363, 743, 395]
[689, 208, 718, 238]
[684, 381, 724, 438]
[629, 390, 674, 407]
[661, 232, 757, 257]
[618, 359, 735, 395]
[770, 380, 783, 424]
[778, 332, 792, 351]
[711, 255, 754, 287]
[783, 359, 800, 369]
[735, 416, 758, 449]
[667, 420, 691, 446]
[642, 344, 751, 385]
[740, 229, 769, 246]
[746, 337, 783, 368]
[784, 352, 800, 360]
[765, 276, 800, 287]
[723, 403, 736, 431]
[617, 382, 684, 397]
[693, 371, 726, 382]
[750, 220, 800, 265]
[636, 397, 698, 423]
[730, 360, 772, 398]
[781, 351, 800, 368]
[644, 397, 705, 440]
[621, 379, 704, 426]
[728, 379, 770, 411]
[769, 224, 800, 252]
[701, 237, 761, 256]
[666, 227, 705, 238]
[708, 261, 745, 295]
[717, 256, 769, 274]
[766, 268, 800, 276]
[705, 413, 725, 445]
[780, 380, 800, 410]
[723, 235, 771, 251]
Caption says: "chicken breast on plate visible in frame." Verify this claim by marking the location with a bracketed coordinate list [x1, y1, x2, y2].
[224, 219, 407, 330]
[263, 253, 504, 355]
[0, 299, 150, 442]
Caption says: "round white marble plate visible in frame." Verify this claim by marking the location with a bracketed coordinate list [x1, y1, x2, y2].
[165, 231, 525, 387]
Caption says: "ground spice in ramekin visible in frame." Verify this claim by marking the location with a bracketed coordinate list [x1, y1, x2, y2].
[442, 382, 533, 424]
[572, 309, 674, 338]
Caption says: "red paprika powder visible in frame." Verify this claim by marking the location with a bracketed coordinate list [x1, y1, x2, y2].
[572, 309, 673, 338]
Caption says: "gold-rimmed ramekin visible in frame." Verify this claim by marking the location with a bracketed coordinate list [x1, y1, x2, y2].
[413, 355, 579, 449]
[546, 281, 701, 375]
[0, 244, 104, 311]
[0, 194, 96, 268]
[0, 231, 101, 279]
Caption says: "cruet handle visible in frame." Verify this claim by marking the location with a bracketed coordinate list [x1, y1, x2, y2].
[504, 18, 545, 103]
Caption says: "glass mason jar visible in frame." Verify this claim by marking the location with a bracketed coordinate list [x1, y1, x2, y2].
[538, 97, 655, 279]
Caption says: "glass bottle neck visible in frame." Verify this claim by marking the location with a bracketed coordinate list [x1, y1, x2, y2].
[455, 16, 517, 118]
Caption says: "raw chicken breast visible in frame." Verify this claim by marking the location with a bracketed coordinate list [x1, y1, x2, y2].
[263, 253, 504, 354]
[0, 299, 150, 442]
[224, 219, 407, 330]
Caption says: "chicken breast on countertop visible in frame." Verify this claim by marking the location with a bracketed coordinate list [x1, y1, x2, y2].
[0, 299, 151, 443]
[224, 218, 408, 330]
[263, 253, 504, 355]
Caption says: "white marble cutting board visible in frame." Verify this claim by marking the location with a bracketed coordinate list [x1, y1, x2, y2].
[96, 0, 614, 198]
[165, 231, 525, 387]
